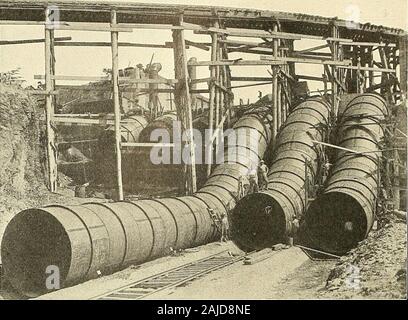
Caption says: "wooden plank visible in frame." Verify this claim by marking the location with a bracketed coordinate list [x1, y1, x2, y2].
[52, 117, 136, 125]
[219, 39, 271, 47]
[231, 76, 273, 82]
[36, 75, 178, 84]
[336, 65, 396, 73]
[184, 40, 210, 51]
[188, 60, 286, 66]
[206, 20, 218, 178]
[339, 41, 397, 47]
[0, 36, 71, 45]
[172, 15, 197, 194]
[228, 81, 274, 89]
[111, 10, 124, 201]
[260, 55, 351, 66]
[296, 74, 325, 82]
[297, 43, 330, 53]
[196, 28, 354, 42]
[273, 23, 279, 137]
[190, 77, 213, 84]
[55, 41, 177, 48]
[399, 35, 408, 98]
[45, 23, 132, 33]
[121, 142, 174, 148]
[44, 16, 57, 193]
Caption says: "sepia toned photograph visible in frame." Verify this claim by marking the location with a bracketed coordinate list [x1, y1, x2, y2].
[0, 0, 406, 305]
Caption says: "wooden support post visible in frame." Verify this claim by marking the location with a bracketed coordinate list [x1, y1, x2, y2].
[44, 9, 57, 193]
[331, 24, 339, 116]
[272, 23, 279, 139]
[206, 20, 219, 177]
[172, 13, 197, 194]
[393, 148, 400, 209]
[111, 10, 124, 200]
[399, 35, 408, 102]
[188, 57, 198, 110]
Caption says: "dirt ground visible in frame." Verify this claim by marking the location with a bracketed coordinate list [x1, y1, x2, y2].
[320, 215, 407, 300]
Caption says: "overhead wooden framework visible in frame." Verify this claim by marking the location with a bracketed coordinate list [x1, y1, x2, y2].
[0, 1, 406, 201]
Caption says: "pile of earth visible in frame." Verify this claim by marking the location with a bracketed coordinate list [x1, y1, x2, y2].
[321, 213, 407, 299]
[0, 83, 86, 261]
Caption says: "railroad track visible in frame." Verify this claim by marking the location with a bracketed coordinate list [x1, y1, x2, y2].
[92, 250, 245, 300]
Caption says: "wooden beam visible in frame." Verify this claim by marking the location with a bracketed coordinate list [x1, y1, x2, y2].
[46, 23, 133, 32]
[190, 77, 213, 84]
[52, 117, 136, 126]
[272, 23, 279, 138]
[184, 40, 210, 51]
[207, 20, 218, 178]
[121, 142, 175, 147]
[111, 10, 124, 201]
[296, 75, 325, 82]
[336, 65, 396, 73]
[0, 36, 71, 45]
[260, 55, 351, 66]
[297, 43, 330, 53]
[35, 74, 178, 84]
[55, 41, 178, 48]
[172, 15, 197, 194]
[219, 39, 271, 47]
[399, 35, 408, 100]
[339, 41, 397, 47]
[231, 76, 273, 82]
[228, 81, 274, 89]
[188, 60, 286, 66]
[44, 12, 57, 193]
[196, 28, 353, 42]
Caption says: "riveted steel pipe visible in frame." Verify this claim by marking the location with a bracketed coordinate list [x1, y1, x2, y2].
[99, 115, 148, 145]
[231, 98, 331, 251]
[1, 105, 272, 297]
[139, 112, 178, 143]
[304, 93, 388, 255]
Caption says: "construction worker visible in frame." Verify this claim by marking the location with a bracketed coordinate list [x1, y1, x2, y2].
[257, 160, 269, 190]
[220, 212, 229, 243]
[248, 167, 259, 194]
[237, 174, 250, 200]
[320, 159, 332, 186]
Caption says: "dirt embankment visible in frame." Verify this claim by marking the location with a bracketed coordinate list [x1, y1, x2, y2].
[0, 83, 48, 229]
[0, 83, 87, 257]
[321, 215, 407, 299]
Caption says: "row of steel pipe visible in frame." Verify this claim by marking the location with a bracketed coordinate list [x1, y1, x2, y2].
[1, 105, 272, 297]
[303, 93, 388, 255]
[231, 98, 331, 251]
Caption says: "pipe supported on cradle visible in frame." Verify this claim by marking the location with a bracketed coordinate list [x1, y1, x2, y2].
[231, 98, 331, 252]
[0, 106, 272, 297]
[304, 93, 388, 255]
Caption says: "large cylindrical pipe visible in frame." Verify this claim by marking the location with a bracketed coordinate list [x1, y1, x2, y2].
[231, 98, 331, 251]
[304, 93, 388, 255]
[99, 115, 148, 146]
[138, 112, 178, 143]
[1, 106, 272, 297]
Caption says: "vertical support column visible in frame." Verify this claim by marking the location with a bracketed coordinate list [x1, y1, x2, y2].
[206, 20, 219, 177]
[220, 30, 233, 125]
[188, 57, 198, 111]
[331, 24, 339, 116]
[272, 23, 279, 139]
[44, 8, 57, 193]
[111, 10, 124, 200]
[399, 35, 408, 102]
[172, 13, 197, 194]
